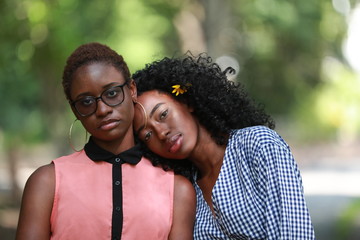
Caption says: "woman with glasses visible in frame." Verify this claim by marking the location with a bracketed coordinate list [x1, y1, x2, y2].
[16, 43, 196, 240]
[132, 54, 315, 239]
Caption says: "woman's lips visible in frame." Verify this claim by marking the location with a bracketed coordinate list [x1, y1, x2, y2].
[99, 120, 120, 131]
[168, 133, 183, 153]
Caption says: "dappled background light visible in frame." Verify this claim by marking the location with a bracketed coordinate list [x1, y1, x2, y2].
[344, 3, 360, 73]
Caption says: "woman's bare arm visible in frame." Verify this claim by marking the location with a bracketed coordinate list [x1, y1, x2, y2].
[16, 163, 55, 240]
[168, 174, 196, 240]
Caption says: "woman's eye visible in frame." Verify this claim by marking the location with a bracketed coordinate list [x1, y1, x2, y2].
[105, 89, 119, 98]
[160, 109, 168, 120]
[80, 97, 95, 106]
[144, 131, 152, 141]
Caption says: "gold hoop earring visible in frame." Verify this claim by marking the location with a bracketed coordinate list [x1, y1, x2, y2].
[68, 119, 88, 152]
[133, 100, 148, 129]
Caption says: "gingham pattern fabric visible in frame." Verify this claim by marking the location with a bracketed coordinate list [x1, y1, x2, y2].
[193, 126, 315, 240]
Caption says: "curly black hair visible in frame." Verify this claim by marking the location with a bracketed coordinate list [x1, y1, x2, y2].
[62, 42, 131, 101]
[132, 53, 275, 178]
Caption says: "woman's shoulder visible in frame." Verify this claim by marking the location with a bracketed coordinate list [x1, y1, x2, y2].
[174, 174, 195, 196]
[16, 163, 55, 239]
[229, 126, 288, 150]
[52, 150, 86, 163]
[21, 163, 55, 208]
[231, 125, 279, 141]
[28, 163, 55, 185]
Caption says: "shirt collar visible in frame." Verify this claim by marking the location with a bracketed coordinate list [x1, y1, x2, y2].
[84, 136, 142, 165]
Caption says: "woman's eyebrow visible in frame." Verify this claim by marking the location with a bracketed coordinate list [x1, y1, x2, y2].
[74, 82, 120, 99]
[149, 102, 165, 118]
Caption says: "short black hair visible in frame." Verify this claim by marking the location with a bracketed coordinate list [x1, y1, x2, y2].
[62, 42, 130, 101]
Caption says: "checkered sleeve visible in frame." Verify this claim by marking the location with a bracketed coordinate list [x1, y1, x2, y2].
[255, 131, 315, 239]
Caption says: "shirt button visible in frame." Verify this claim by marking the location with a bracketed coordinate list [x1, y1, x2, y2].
[115, 181, 120, 185]
[115, 158, 121, 163]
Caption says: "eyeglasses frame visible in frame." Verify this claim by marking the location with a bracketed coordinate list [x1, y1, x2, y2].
[70, 82, 128, 117]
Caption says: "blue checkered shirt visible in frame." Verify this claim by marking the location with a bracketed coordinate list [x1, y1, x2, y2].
[193, 126, 315, 239]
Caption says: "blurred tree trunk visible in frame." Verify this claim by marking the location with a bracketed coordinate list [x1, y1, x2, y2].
[202, 0, 237, 57]
[174, 1, 207, 54]
[174, 0, 236, 57]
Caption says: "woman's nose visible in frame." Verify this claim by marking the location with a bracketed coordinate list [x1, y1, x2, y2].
[154, 123, 170, 140]
[95, 99, 113, 116]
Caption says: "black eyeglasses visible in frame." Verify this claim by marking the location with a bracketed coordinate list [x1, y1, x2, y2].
[71, 83, 128, 117]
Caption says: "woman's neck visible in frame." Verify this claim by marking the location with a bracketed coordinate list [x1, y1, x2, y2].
[189, 126, 227, 177]
[92, 128, 135, 155]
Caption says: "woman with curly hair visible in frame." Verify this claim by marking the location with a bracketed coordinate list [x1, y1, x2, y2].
[16, 43, 196, 240]
[132, 54, 315, 239]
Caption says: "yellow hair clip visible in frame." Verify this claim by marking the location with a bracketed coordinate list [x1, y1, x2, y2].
[171, 84, 192, 96]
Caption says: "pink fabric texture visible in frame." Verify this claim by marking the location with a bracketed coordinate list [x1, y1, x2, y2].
[50, 150, 173, 239]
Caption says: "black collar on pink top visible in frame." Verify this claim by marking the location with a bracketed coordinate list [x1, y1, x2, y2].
[84, 136, 142, 165]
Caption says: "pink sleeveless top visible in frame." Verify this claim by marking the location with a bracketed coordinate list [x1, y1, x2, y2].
[50, 150, 174, 239]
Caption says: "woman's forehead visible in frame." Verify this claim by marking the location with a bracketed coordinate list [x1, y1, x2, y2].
[138, 90, 172, 103]
[70, 64, 125, 95]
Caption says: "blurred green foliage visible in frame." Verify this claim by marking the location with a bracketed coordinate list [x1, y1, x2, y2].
[336, 198, 360, 239]
[232, 0, 359, 142]
[234, 0, 346, 113]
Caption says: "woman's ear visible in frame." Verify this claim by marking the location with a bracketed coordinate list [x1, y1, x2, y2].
[129, 79, 137, 102]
